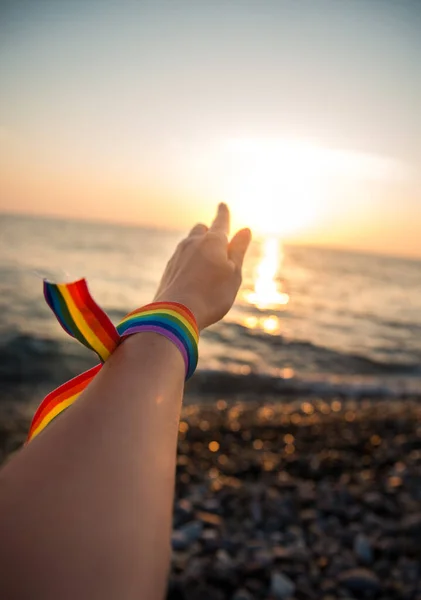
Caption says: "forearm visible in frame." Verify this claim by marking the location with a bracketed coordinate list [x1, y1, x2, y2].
[0, 332, 184, 600]
[0, 203, 250, 600]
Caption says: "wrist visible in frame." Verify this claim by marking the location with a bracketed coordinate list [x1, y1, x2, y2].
[117, 301, 199, 380]
[119, 329, 186, 372]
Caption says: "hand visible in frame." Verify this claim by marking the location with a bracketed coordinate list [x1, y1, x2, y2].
[154, 203, 251, 331]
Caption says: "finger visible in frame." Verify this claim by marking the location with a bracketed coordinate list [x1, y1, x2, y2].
[188, 223, 208, 237]
[228, 228, 252, 270]
[209, 203, 230, 237]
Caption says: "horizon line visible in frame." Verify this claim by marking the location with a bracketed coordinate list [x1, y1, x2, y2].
[1, 208, 420, 264]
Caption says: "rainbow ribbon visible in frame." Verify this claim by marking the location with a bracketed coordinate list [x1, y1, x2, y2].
[27, 279, 199, 443]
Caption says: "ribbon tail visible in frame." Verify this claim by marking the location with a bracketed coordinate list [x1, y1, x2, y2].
[27, 278, 120, 443]
[43, 278, 120, 362]
[27, 364, 102, 443]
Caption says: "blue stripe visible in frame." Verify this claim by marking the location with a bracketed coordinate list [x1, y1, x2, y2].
[119, 316, 192, 355]
[117, 315, 195, 353]
[43, 283, 73, 336]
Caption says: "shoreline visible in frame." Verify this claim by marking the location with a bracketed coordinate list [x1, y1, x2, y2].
[0, 393, 420, 598]
[3, 332, 421, 406]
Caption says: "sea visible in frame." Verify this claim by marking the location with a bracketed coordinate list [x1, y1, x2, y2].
[1, 212, 421, 401]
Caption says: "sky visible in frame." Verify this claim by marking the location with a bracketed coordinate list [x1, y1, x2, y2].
[0, 0, 420, 256]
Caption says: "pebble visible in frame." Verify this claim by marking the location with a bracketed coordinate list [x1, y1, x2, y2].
[401, 512, 421, 537]
[178, 520, 203, 545]
[201, 528, 220, 552]
[215, 549, 234, 567]
[251, 499, 263, 523]
[232, 589, 253, 600]
[254, 548, 274, 567]
[202, 498, 220, 513]
[171, 530, 189, 551]
[354, 533, 373, 564]
[338, 568, 381, 594]
[270, 572, 296, 599]
[273, 545, 309, 562]
[196, 511, 222, 526]
[300, 508, 318, 523]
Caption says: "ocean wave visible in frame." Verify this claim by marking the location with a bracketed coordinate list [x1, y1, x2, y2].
[2, 331, 421, 402]
[204, 323, 421, 375]
[187, 370, 421, 400]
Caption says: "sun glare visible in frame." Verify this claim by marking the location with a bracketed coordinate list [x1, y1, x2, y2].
[218, 136, 408, 237]
[221, 138, 324, 236]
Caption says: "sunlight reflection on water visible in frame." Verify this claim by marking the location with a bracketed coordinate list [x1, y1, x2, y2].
[242, 237, 289, 335]
[246, 237, 289, 309]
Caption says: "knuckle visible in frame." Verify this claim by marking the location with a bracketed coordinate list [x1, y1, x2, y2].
[199, 236, 213, 251]
[198, 243, 221, 265]
[205, 231, 226, 244]
[177, 237, 192, 251]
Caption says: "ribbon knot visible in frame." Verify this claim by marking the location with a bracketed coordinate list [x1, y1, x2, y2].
[27, 279, 198, 443]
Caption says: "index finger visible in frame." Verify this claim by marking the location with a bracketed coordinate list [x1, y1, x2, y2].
[209, 203, 230, 237]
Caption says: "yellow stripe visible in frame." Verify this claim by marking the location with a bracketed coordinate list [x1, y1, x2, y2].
[119, 308, 198, 341]
[29, 392, 81, 441]
[58, 284, 111, 360]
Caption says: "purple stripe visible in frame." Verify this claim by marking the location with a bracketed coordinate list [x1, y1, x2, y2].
[121, 324, 189, 376]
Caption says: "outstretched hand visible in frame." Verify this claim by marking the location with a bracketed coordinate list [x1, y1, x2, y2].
[154, 203, 251, 330]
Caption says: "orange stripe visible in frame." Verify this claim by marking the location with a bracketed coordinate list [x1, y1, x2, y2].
[29, 366, 101, 434]
[72, 279, 119, 344]
[31, 376, 92, 429]
[125, 302, 198, 335]
[28, 391, 82, 442]
[68, 281, 119, 352]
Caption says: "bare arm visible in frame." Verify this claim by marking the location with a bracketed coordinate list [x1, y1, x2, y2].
[0, 204, 251, 600]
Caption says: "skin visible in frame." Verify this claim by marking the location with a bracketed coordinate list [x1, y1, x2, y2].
[0, 203, 251, 600]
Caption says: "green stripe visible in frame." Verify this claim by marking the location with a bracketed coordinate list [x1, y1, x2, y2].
[54, 288, 98, 355]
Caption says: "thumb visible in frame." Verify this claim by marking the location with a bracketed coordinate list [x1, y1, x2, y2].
[228, 228, 252, 270]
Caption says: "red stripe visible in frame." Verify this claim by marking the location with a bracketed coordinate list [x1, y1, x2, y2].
[29, 365, 100, 432]
[68, 280, 120, 350]
[31, 370, 96, 428]
[124, 302, 199, 335]
[29, 365, 101, 433]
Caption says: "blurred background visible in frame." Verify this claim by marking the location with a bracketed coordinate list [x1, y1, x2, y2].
[1, 2, 421, 599]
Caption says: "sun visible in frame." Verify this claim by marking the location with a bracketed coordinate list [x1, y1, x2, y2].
[220, 137, 325, 236]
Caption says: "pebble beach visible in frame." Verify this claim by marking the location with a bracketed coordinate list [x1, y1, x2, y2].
[1, 391, 420, 600]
